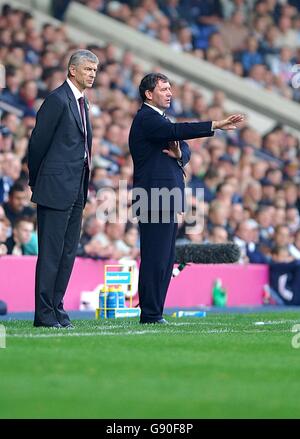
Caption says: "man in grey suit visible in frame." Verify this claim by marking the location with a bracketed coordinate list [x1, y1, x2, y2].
[28, 50, 99, 328]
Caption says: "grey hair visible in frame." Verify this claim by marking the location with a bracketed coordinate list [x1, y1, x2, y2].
[67, 49, 99, 75]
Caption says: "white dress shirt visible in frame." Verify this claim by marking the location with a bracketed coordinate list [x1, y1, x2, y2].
[67, 77, 84, 119]
[144, 102, 164, 116]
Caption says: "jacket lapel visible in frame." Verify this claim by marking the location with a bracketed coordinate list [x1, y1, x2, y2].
[64, 81, 84, 135]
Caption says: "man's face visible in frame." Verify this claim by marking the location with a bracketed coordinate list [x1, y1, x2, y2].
[275, 227, 290, 246]
[212, 228, 228, 243]
[14, 221, 33, 244]
[237, 224, 252, 242]
[0, 221, 8, 242]
[147, 80, 172, 110]
[10, 191, 26, 212]
[70, 60, 98, 92]
[125, 228, 138, 246]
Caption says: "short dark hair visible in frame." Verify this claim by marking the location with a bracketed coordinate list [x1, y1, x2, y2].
[13, 216, 34, 230]
[211, 225, 228, 235]
[274, 224, 290, 234]
[139, 73, 169, 101]
[204, 167, 219, 180]
[271, 245, 289, 256]
[9, 181, 25, 196]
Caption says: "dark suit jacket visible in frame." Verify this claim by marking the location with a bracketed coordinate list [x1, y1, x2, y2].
[28, 81, 92, 210]
[129, 104, 214, 212]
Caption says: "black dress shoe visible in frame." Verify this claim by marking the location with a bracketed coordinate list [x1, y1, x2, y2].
[140, 318, 169, 325]
[156, 318, 168, 324]
[34, 323, 62, 328]
[62, 323, 74, 329]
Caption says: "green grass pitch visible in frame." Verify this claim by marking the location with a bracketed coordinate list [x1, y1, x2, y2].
[1, 312, 300, 419]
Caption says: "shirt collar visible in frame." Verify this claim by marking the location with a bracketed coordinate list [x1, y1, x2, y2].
[67, 78, 84, 101]
[144, 102, 164, 116]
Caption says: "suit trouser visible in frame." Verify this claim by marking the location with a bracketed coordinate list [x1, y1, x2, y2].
[34, 166, 86, 326]
[138, 211, 178, 322]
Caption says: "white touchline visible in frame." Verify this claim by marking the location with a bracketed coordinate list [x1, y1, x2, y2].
[5, 327, 294, 338]
[253, 319, 300, 325]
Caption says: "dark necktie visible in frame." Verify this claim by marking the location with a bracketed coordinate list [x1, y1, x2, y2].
[78, 96, 91, 170]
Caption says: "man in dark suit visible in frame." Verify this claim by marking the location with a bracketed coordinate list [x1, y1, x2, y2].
[129, 73, 243, 324]
[28, 49, 99, 328]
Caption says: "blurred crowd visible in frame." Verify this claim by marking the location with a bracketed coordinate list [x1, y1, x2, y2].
[0, 3, 300, 268]
[79, 0, 300, 102]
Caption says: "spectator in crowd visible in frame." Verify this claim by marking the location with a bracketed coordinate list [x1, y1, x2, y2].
[188, 165, 218, 203]
[93, 221, 130, 259]
[3, 181, 35, 226]
[290, 229, 300, 259]
[207, 200, 230, 234]
[260, 177, 277, 204]
[0, 217, 9, 255]
[269, 46, 294, 85]
[16, 80, 38, 113]
[0, 66, 22, 108]
[228, 202, 244, 232]
[240, 36, 264, 75]
[273, 223, 291, 246]
[272, 223, 300, 257]
[0, 125, 14, 153]
[286, 206, 300, 232]
[176, 218, 205, 245]
[256, 205, 275, 246]
[77, 214, 115, 259]
[208, 225, 229, 244]
[5, 216, 35, 255]
[114, 223, 140, 260]
[219, 10, 248, 53]
[276, 14, 298, 49]
[271, 245, 295, 263]
[171, 23, 194, 52]
[234, 219, 269, 264]
[215, 181, 236, 207]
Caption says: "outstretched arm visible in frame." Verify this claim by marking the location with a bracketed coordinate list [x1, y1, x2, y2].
[141, 112, 244, 142]
[141, 113, 214, 142]
[212, 114, 244, 130]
